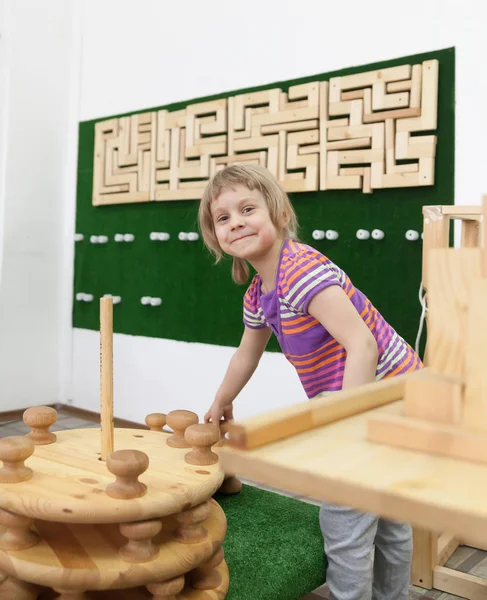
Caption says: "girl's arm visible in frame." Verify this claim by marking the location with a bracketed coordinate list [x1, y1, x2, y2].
[205, 326, 272, 423]
[307, 286, 379, 389]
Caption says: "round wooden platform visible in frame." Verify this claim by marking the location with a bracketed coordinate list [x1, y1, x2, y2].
[0, 428, 225, 524]
[0, 498, 226, 591]
[35, 560, 230, 599]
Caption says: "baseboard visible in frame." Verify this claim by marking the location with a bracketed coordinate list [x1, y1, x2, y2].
[0, 403, 147, 430]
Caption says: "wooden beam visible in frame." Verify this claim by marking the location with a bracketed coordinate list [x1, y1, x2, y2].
[437, 532, 460, 567]
[411, 528, 436, 588]
[367, 413, 487, 465]
[227, 370, 426, 450]
[433, 565, 487, 599]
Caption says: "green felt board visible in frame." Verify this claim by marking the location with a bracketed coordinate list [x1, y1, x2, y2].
[215, 484, 326, 599]
[73, 47, 455, 353]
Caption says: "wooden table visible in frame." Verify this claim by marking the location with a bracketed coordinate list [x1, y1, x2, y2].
[220, 399, 487, 598]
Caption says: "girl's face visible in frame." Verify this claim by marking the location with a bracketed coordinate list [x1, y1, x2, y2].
[211, 185, 280, 261]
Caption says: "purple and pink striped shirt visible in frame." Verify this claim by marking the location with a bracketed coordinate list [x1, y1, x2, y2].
[243, 239, 422, 398]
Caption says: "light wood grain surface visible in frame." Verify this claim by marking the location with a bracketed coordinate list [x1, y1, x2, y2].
[220, 400, 487, 548]
[0, 499, 226, 591]
[0, 428, 224, 524]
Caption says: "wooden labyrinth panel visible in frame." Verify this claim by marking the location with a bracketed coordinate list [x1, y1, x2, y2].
[92, 59, 439, 205]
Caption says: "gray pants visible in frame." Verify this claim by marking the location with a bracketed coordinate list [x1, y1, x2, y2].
[319, 502, 413, 600]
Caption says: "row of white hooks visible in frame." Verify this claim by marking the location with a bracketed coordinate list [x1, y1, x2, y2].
[75, 232, 199, 243]
[312, 229, 422, 241]
[76, 294, 163, 306]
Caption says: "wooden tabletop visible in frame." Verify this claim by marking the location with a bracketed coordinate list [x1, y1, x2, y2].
[0, 428, 224, 523]
[220, 400, 487, 548]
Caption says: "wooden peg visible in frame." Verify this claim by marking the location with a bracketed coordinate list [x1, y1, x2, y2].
[215, 421, 242, 494]
[146, 575, 185, 599]
[145, 413, 167, 431]
[184, 423, 219, 466]
[105, 449, 149, 499]
[119, 518, 162, 562]
[0, 508, 39, 550]
[173, 501, 210, 544]
[191, 545, 224, 590]
[0, 576, 39, 600]
[23, 406, 57, 445]
[0, 436, 35, 483]
[166, 410, 198, 448]
[100, 297, 114, 461]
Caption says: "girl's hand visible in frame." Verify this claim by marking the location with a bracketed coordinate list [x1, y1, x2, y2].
[204, 401, 234, 425]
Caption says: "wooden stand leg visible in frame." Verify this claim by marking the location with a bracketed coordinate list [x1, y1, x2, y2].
[172, 501, 210, 544]
[146, 575, 185, 599]
[411, 527, 436, 588]
[0, 575, 39, 599]
[190, 545, 224, 590]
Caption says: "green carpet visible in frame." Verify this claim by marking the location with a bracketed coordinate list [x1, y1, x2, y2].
[215, 484, 326, 600]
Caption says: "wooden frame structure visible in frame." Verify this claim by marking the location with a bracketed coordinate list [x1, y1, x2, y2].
[92, 60, 439, 205]
[220, 198, 487, 600]
[408, 203, 486, 595]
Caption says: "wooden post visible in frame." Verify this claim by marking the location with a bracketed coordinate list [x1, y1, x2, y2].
[482, 195, 487, 278]
[100, 297, 114, 461]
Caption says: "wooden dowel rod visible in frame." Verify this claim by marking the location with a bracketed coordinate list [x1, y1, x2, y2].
[482, 195, 487, 279]
[227, 369, 428, 450]
[100, 297, 114, 461]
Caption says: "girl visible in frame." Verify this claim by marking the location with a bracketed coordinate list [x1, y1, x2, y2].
[198, 163, 422, 600]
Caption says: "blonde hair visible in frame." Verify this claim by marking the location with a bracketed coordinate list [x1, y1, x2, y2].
[198, 164, 299, 284]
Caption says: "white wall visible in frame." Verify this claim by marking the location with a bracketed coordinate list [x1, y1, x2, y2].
[68, 0, 486, 424]
[0, 0, 79, 411]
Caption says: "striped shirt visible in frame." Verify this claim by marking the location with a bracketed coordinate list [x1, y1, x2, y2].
[243, 239, 422, 398]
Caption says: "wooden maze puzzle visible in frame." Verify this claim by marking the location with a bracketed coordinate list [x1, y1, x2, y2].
[92, 59, 438, 205]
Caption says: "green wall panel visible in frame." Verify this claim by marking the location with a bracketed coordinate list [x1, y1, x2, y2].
[73, 47, 455, 353]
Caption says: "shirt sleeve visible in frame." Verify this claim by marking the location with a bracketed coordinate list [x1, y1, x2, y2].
[281, 249, 341, 314]
[242, 276, 267, 330]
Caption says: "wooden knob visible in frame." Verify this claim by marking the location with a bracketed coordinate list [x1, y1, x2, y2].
[145, 413, 167, 431]
[23, 406, 57, 445]
[166, 410, 198, 448]
[184, 424, 220, 466]
[0, 508, 39, 550]
[146, 575, 185, 599]
[105, 449, 149, 499]
[173, 501, 210, 544]
[0, 436, 35, 483]
[0, 576, 39, 599]
[191, 545, 224, 590]
[119, 519, 162, 562]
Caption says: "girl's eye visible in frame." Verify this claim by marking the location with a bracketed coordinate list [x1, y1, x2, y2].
[243, 206, 254, 214]
[217, 215, 228, 223]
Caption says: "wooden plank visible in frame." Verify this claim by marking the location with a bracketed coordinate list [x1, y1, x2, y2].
[421, 206, 450, 291]
[411, 528, 436, 588]
[426, 248, 481, 377]
[461, 220, 481, 248]
[404, 372, 463, 425]
[227, 371, 425, 450]
[437, 532, 460, 567]
[367, 413, 487, 465]
[440, 205, 482, 216]
[463, 278, 487, 433]
[433, 566, 487, 599]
